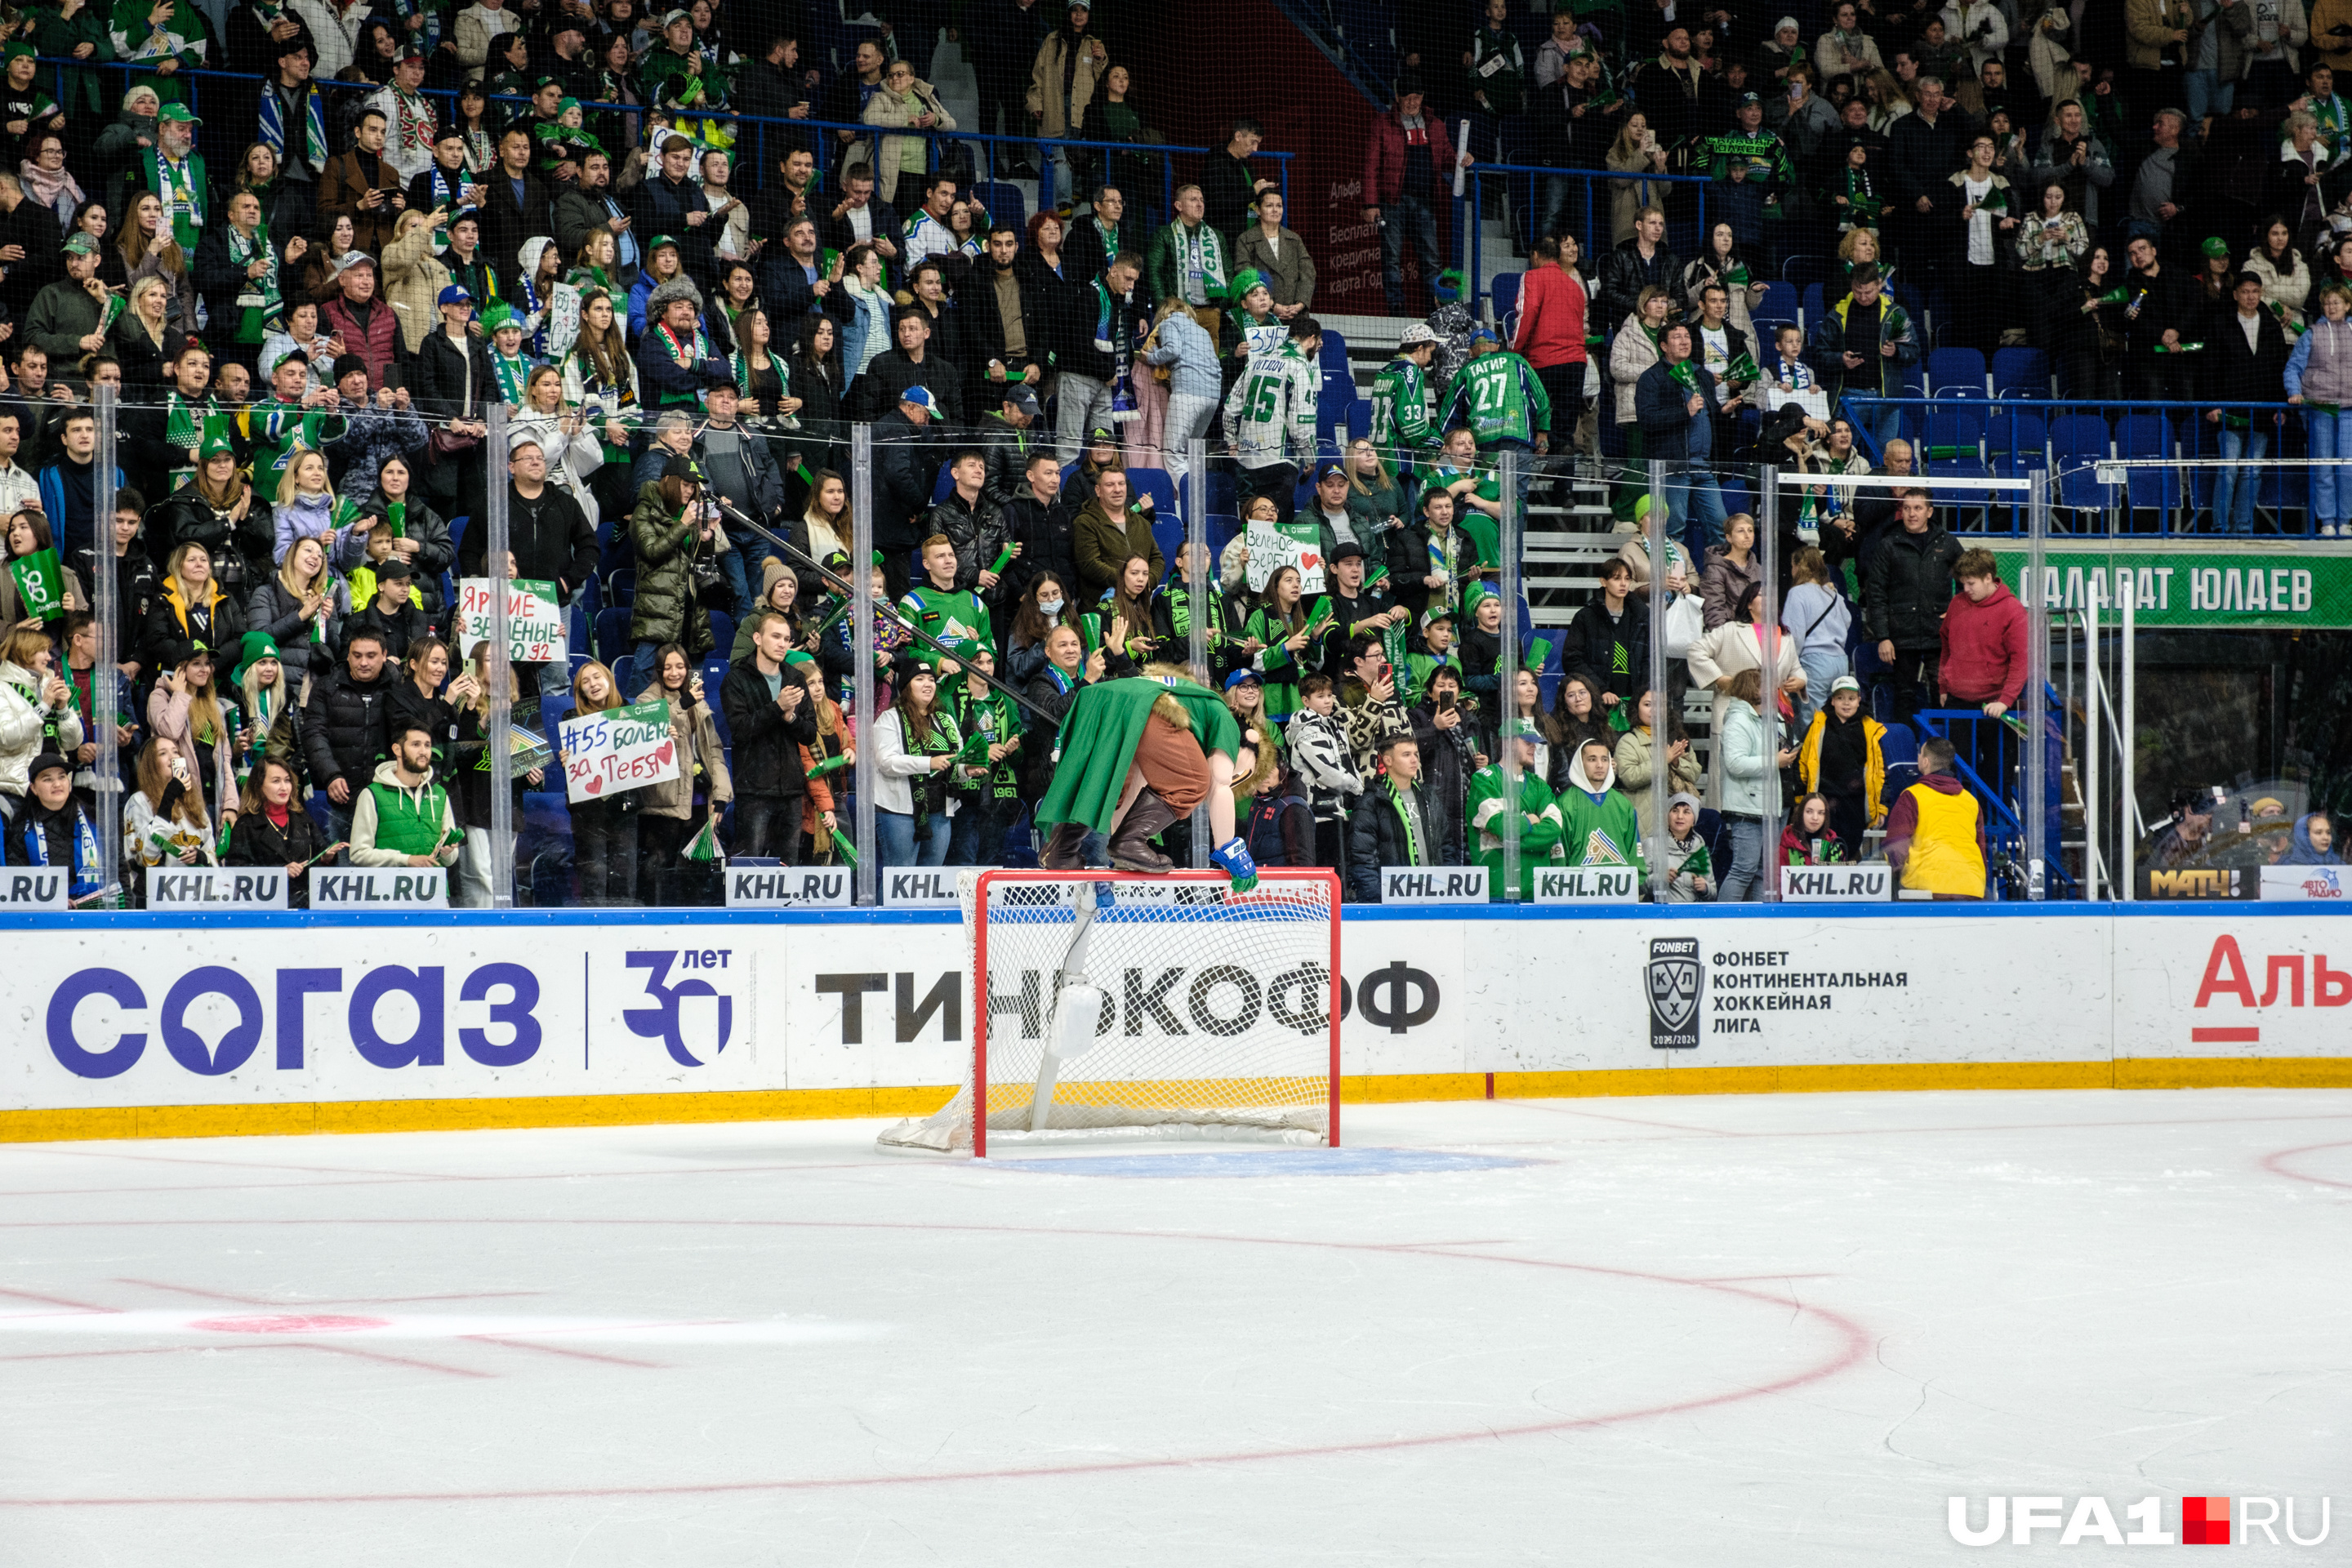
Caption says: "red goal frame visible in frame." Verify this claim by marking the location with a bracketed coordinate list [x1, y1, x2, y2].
[969, 868, 1343, 1158]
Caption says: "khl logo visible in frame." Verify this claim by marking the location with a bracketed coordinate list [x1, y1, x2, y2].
[1949, 1495, 2330, 1546]
[623, 950, 736, 1067]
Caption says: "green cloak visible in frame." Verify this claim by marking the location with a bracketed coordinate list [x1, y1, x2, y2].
[1035, 675, 1243, 831]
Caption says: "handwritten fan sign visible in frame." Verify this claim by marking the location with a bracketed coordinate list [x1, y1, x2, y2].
[560, 699, 679, 804]
[1244, 518, 1325, 595]
[457, 577, 568, 663]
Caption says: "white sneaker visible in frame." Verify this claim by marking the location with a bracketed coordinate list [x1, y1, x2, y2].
[2326, 525, 2341, 538]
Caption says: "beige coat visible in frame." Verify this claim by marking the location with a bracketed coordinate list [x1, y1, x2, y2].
[381, 216, 452, 354]
[862, 78, 958, 207]
[1234, 224, 1317, 310]
[1027, 29, 1107, 139]
[1608, 311, 1659, 425]
[1615, 721, 1703, 833]
[634, 680, 733, 819]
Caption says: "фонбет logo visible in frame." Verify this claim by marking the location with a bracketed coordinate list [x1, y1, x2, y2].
[1948, 1495, 2329, 1546]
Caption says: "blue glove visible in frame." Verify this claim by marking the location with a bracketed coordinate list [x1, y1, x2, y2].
[1210, 835, 1258, 893]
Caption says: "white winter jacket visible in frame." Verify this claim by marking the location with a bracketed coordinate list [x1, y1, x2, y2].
[0, 661, 82, 803]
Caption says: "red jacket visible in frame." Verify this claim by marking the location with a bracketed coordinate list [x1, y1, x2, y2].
[1512, 261, 1588, 368]
[1363, 109, 1458, 208]
[321, 296, 401, 393]
[1936, 581, 2028, 706]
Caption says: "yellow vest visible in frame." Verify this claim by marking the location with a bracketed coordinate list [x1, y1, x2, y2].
[1899, 783, 1984, 897]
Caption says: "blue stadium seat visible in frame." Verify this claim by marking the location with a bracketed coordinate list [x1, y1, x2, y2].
[593, 607, 630, 665]
[2051, 413, 2113, 461]
[931, 464, 956, 503]
[1800, 282, 1826, 326]
[1489, 273, 1521, 324]
[1926, 348, 1984, 397]
[1756, 280, 1797, 327]
[608, 568, 636, 607]
[537, 693, 569, 746]
[969, 180, 1026, 235]
[1205, 512, 1241, 557]
[1989, 346, 2051, 399]
[1346, 399, 1371, 439]
[1989, 411, 2049, 474]
[1148, 516, 1184, 569]
[612, 654, 635, 698]
[707, 610, 735, 659]
[1128, 466, 1179, 524]
[2116, 412, 2172, 458]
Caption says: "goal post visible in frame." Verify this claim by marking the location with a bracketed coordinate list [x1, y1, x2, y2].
[876, 869, 1343, 1156]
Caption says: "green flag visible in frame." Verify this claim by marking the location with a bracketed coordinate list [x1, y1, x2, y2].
[682, 814, 724, 863]
[8, 547, 66, 621]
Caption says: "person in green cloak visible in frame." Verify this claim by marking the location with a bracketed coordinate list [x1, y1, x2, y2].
[1032, 664, 1259, 888]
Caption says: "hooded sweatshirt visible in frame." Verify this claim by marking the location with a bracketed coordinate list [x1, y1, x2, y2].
[2280, 813, 2345, 866]
[1554, 746, 1645, 874]
[1938, 580, 2028, 706]
[349, 756, 461, 866]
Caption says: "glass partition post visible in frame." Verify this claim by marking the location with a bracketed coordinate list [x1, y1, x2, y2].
[850, 423, 878, 905]
[2024, 468, 2049, 898]
[1644, 457, 1669, 900]
[1757, 465, 1782, 902]
[1187, 439, 1210, 869]
[484, 403, 513, 908]
[2120, 577, 2136, 903]
[92, 383, 120, 903]
[1498, 447, 1521, 901]
[2082, 599, 2100, 901]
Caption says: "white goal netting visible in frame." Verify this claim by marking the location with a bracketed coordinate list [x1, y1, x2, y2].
[876, 870, 1341, 1155]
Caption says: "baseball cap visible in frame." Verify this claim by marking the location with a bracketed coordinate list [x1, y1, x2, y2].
[1468, 323, 1499, 345]
[1328, 539, 1365, 562]
[1004, 385, 1042, 417]
[1398, 322, 1440, 348]
[158, 102, 199, 124]
[25, 751, 69, 782]
[1739, 90, 1762, 105]
[1829, 675, 1862, 695]
[437, 283, 473, 306]
[1317, 461, 1347, 482]
[662, 453, 703, 483]
[1224, 668, 1263, 690]
[901, 385, 939, 413]
[2201, 235, 2230, 258]
[331, 249, 375, 275]
[506, 426, 545, 455]
[60, 232, 96, 256]
[375, 555, 414, 581]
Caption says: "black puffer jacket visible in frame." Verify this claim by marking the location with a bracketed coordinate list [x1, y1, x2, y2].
[1862, 520, 1963, 653]
[969, 410, 1049, 509]
[718, 651, 818, 797]
[301, 663, 396, 795]
[924, 488, 1011, 597]
[223, 804, 329, 905]
[1001, 492, 1080, 607]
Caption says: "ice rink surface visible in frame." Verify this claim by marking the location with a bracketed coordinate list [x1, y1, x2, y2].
[2, 1089, 2349, 1565]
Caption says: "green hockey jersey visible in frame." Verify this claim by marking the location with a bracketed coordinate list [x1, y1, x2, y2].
[898, 584, 991, 650]
[1466, 763, 1566, 901]
[1438, 350, 1551, 446]
[1369, 356, 1439, 470]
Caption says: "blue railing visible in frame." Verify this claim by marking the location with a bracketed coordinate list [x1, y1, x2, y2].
[1836, 394, 2332, 537]
[38, 56, 1292, 229]
[1463, 158, 1717, 318]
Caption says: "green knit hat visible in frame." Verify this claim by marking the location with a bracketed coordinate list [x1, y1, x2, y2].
[231, 630, 281, 687]
[1228, 268, 1269, 304]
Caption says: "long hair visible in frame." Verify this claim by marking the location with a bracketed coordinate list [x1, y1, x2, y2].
[1346, 441, 1395, 498]
[136, 737, 207, 829]
[464, 639, 516, 716]
[274, 448, 328, 506]
[194, 451, 245, 511]
[572, 657, 621, 715]
[404, 635, 448, 690]
[275, 533, 332, 599]
[119, 194, 187, 278]
[1259, 564, 1307, 632]
[649, 641, 689, 697]
[6, 506, 53, 558]
[893, 664, 941, 747]
[1107, 554, 1154, 635]
[795, 310, 841, 389]
[178, 649, 229, 762]
[238, 755, 298, 817]
[1010, 572, 1067, 652]
[572, 289, 631, 389]
[239, 644, 290, 728]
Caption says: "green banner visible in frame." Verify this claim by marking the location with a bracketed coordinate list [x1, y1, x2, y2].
[8, 547, 65, 622]
[1984, 543, 2352, 630]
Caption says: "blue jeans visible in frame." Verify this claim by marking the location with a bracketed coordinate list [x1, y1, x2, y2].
[1666, 462, 1730, 553]
[1718, 816, 1766, 902]
[1855, 399, 1901, 457]
[718, 542, 755, 623]
[2312, 408, 2352, 528]
[877, 807, 952, 866]
[2185, 69, 2233, 121]
[2211, 426, 2270, 533]
[1796, 646, 1849, 734]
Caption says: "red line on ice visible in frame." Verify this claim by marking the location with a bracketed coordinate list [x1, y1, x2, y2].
[0, 1218, 1873, 1510]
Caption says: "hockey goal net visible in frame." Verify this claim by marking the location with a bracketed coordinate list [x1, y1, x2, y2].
[876, 869, 1342, 1156]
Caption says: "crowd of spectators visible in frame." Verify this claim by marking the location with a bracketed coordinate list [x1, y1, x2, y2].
[0, 0, 2332, 910]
